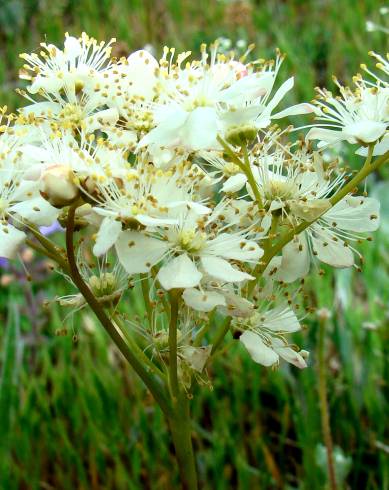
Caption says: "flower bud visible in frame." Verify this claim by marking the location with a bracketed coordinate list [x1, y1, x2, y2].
[225, 124, 257, 146]
[40, 164, 80, 208]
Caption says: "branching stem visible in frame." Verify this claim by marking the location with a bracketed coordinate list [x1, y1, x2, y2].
[65, 203, 172, 417]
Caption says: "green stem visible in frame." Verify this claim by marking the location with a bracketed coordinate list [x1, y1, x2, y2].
[29, 226, 68, 268]
[317, 315, 337, 490]
[217, 136, 264, 210]
[211, 317, 231, 355]
[193, 310, 215, 347]
[140, 274, 153, 325]
[25, 238, 66, 268]
[65, 203, 172, 417]
[168, 289, 180, 398]
[167, 289, 198, 489]
[168, 393, 198, 490]
[242, 144, 264, 210]
[26, 230, 69, 273]
[111, 312, 167, 380]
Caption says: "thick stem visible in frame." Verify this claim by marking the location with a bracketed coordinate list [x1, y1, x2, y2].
[317, 315, 337, 490]
[65, 203, 172, 417]
[167, 290, 198, 488]
[169, 393, 198, 490]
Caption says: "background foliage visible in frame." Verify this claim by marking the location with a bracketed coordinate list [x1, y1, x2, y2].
[0, 1, 388, 488]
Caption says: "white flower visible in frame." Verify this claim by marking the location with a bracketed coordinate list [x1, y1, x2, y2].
[114, 205, 262, 290]
[237, 302, 307, 369]
[272, 196, 380, 282]
[104, 49, 159, 117]
[182, 282, 254, 315]
[19, 96, 119, 135]
[19, 33, 115, 96]
[0, 120, 58, 257]
[90, 162, 211, 257]
[249, 146, 335, 216]
[306, 78, 389, 147]
[22, 133, 130, 184]
[138, 46, 314, 153]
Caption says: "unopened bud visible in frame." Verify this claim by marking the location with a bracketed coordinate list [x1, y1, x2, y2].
[225, 124, 257, 146]
[40, 164, 80, 208]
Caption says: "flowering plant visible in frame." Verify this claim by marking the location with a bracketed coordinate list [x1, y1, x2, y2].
[2, 33, 388, 489]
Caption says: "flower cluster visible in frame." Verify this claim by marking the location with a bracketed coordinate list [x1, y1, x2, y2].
[1, 33, 387, 373]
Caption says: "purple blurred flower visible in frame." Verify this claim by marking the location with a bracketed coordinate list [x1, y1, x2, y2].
[39, 221, 63, 236]
[0, 257, 9, 268]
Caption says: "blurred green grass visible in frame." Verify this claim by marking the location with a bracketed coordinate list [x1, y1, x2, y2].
[1, 1, 389, 489]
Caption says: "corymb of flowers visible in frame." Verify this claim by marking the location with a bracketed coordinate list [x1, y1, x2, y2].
[2, 32, 388, 373]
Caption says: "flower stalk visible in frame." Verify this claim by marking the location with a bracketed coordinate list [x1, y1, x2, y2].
[317, 311, 337, 490]
[168, 394, 198, 490]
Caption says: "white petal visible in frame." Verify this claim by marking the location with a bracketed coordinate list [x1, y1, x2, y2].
[290, 199, 331, 222]
[311, 228, 354, 268]
[183, 288, 226, 312]
[276, 234, 310, 282]
[157, 254, 202, 290]
[221, 173, 247, 193]
[125, 50, 159, 99]
[206, 233, 263, 262]
[0, 224, 26, 259]
[272, 103, 319, 119]
[138, 108, 188, 149]
[182, 107, 218, 150]
[219, 73, 269, 103]
[20, 101, 61, 117]
[181, 345, 212, 372]
[356, 134, 389, 156]
[10, 196, 59, 226]
[240, 331, 279, 367]
[84, 108, 119, 132]
[264, 77, 294, 115]
[64, 36, 82, 59]
[135, 214, 178, 227]
[93, 218, 122, 256]
[306, 127, 342, 144]
[166, 201, 211, 216]
[186, 202, 212, 215]
[200, 256, 254, 282]
[220, 104, 262, 129]
[103, 129, 137, 147]
[261, 306, 301, 333]
[324, 196, 380, 232]
[29, 75, 63, 94]
[221, 292, 254, 317]
[138, 109, 188, 148]
[272, 338, 308, 368]
[116, 231, 168, 274]
[344, 120, 387, 144]
[10, 180, 40, 201]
